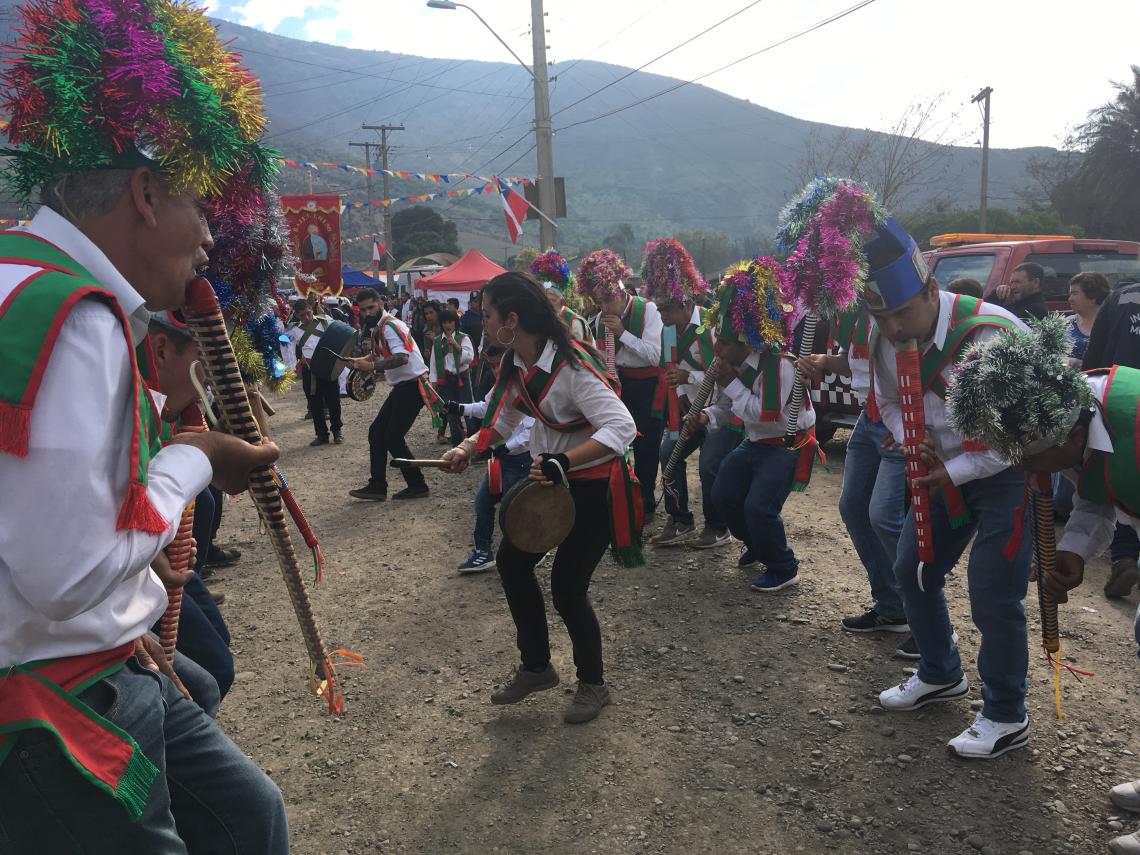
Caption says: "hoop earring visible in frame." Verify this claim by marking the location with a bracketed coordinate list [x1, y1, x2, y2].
[496, 326, 516, 346]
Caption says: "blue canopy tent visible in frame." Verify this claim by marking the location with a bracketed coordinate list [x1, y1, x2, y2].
[341, 264, 384, 294]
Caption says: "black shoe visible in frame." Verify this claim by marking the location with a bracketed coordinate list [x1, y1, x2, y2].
[310, 436, 329, 447]
[896, 635, 920, 659]
[349, 485, 387, 501]
[392, 485, 430, 500]
[302, 410, 312, 421]
[204, 546, 241, 568]
[333, 432, 344, 444]
[842, 608, 909, 634]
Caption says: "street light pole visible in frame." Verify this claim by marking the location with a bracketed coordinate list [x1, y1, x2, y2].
[427, 0, 557, 248]
[530, 0, 556, 249]
[971, 86, 993, 233]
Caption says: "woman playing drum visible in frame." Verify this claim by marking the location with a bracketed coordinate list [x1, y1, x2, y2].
[441, 272, 637, 724]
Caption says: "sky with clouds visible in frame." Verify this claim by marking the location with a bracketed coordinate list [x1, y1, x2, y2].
[210, 0, 1139, 151]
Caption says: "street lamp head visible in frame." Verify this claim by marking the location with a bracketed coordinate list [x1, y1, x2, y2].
[426, 1, 457, 9]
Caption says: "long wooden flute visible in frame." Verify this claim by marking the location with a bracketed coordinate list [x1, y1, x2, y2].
[183, 277, 344, 714]
[661, 356, 722, 487]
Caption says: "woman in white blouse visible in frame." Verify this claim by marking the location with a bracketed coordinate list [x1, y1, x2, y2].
[442, 272, 637, 725]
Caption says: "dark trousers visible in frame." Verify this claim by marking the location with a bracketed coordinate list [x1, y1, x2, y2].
[496, 479, 612, 684]
[438, 371, 473, 445]
[1112, 522, 1140, 563]
[304, 368, 341, 440]
[368, 378, 426, 492]
[619, 373, 664, 511]
[712, 439, 800, 576]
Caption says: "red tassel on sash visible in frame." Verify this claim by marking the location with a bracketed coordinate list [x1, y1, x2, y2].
[0, 401, 30, 456]
[487, 456, 503, 497]
[115, 480, 169, 534]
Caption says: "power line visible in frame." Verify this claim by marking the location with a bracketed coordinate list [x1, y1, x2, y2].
[553, 0, 768, 118]
[555, 0, 880, 133]
[553, 0, 672, 80]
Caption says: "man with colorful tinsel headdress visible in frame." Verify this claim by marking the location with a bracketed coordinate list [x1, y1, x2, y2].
[639, 238, 733, 550]
[826, 186, 1033, 761]
[946, 316, 1140, 851]
[532, 249, 593, 344]
[0, 0, 288, 848]
[577, 248, 664, 513]
[683, 257, 814, 594]
[778, 177, 915, 655]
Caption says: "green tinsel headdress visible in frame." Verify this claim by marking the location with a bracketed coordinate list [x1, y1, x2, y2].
[2, 0, 276, 203]
[946, 313, 1094, 462]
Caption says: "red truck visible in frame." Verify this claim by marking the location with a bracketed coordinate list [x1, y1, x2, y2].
[809, 233, 1140, 444]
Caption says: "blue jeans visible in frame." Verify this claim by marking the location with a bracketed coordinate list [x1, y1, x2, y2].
[838, 412, 907, 620]
[171, 647, 221, 719]
[0, 660, 288, 854]
[473, 452, 532, 551]
[892, 467, 1032, 722]
[659, 427, 739, 529]
[711, 439, 799, 577]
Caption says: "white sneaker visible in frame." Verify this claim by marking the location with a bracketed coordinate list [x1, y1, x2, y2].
[947, 713, 1029, 759]
[1111, 781, 1140, 813]
[878, 673, 968, 711]
[1110, 830, 1140, 854]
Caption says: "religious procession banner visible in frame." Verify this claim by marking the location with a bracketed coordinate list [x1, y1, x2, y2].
[281, 194, 342, 296]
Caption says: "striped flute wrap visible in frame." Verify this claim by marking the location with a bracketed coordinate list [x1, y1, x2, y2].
[158, 405, 206, 664]
[896, 340, 935, 575]
[182, 277, 344, 714]
[783, 313, 819, 447]
[661, 356, 721, 489]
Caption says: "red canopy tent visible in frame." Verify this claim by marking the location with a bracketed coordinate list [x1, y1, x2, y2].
[414, 249, 506, 309]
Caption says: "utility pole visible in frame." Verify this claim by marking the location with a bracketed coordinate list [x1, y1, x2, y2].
[531, 0, 557, 249]
[971, 86, 993, 232]
[362, 122, 405, 290]
[348, 139, 379, 278]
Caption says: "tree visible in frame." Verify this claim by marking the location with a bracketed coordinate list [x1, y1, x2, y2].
[391, 206, 460, 264]
[1049, 66, 1140, 239]
[797, 94, 963, 211]
[672, 229, 741, 276]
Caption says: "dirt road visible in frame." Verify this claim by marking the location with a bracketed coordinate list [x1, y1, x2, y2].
[209, 388, 1140, 854]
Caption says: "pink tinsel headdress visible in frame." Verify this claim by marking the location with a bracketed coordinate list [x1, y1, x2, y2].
[576, 249, 632, 303]
[640, 238, 707, 305]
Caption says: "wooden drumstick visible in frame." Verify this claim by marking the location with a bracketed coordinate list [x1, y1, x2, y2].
[391, 458, 454, 468]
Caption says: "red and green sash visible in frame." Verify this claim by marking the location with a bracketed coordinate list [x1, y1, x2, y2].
[1079, 366, 1140, 520]
[0, 643, 158, 820]
[595, 295, 648, 344]
[432, 331, 469, 384]
[0, 231, 167, 533]
[478, 341, 644, 565]
[740, 349, 822, 490]
[652, 311, 715, 426]
[375, 314, 445, 429]
[560, 306, 593, 345]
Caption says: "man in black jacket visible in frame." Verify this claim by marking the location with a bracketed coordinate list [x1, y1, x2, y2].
[997, 262, 1048, 321]
[1083, 279, 1140, 598]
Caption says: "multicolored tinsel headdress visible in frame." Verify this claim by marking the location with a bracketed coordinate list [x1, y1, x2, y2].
[946, 314, 1093, 462]
[2, 0, 276, 203]
[640, 238, 707, 306]
[576, 249, 632, 303]
[778, 177, 884, 320]
[702, 256, 791, 350]
[531, 249, 574, 295]
[206, 192, 296, 392]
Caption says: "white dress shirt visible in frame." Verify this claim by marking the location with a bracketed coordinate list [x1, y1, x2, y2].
[463, 391, 534, 455]
[873, 292, 1027, 487]
[704, 349, 815, 441]
[298, 315, 331, 361]
[671, 305, 714, 402]
[0, 207, 212, 668]
[840, 314, 874, 403]
[428, 332, 474, 382]
[595, 296, 663, 369]
[1057, 373, 1138, 561]
[485, 339, 636, 470]
[373, 313, 427, 385]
